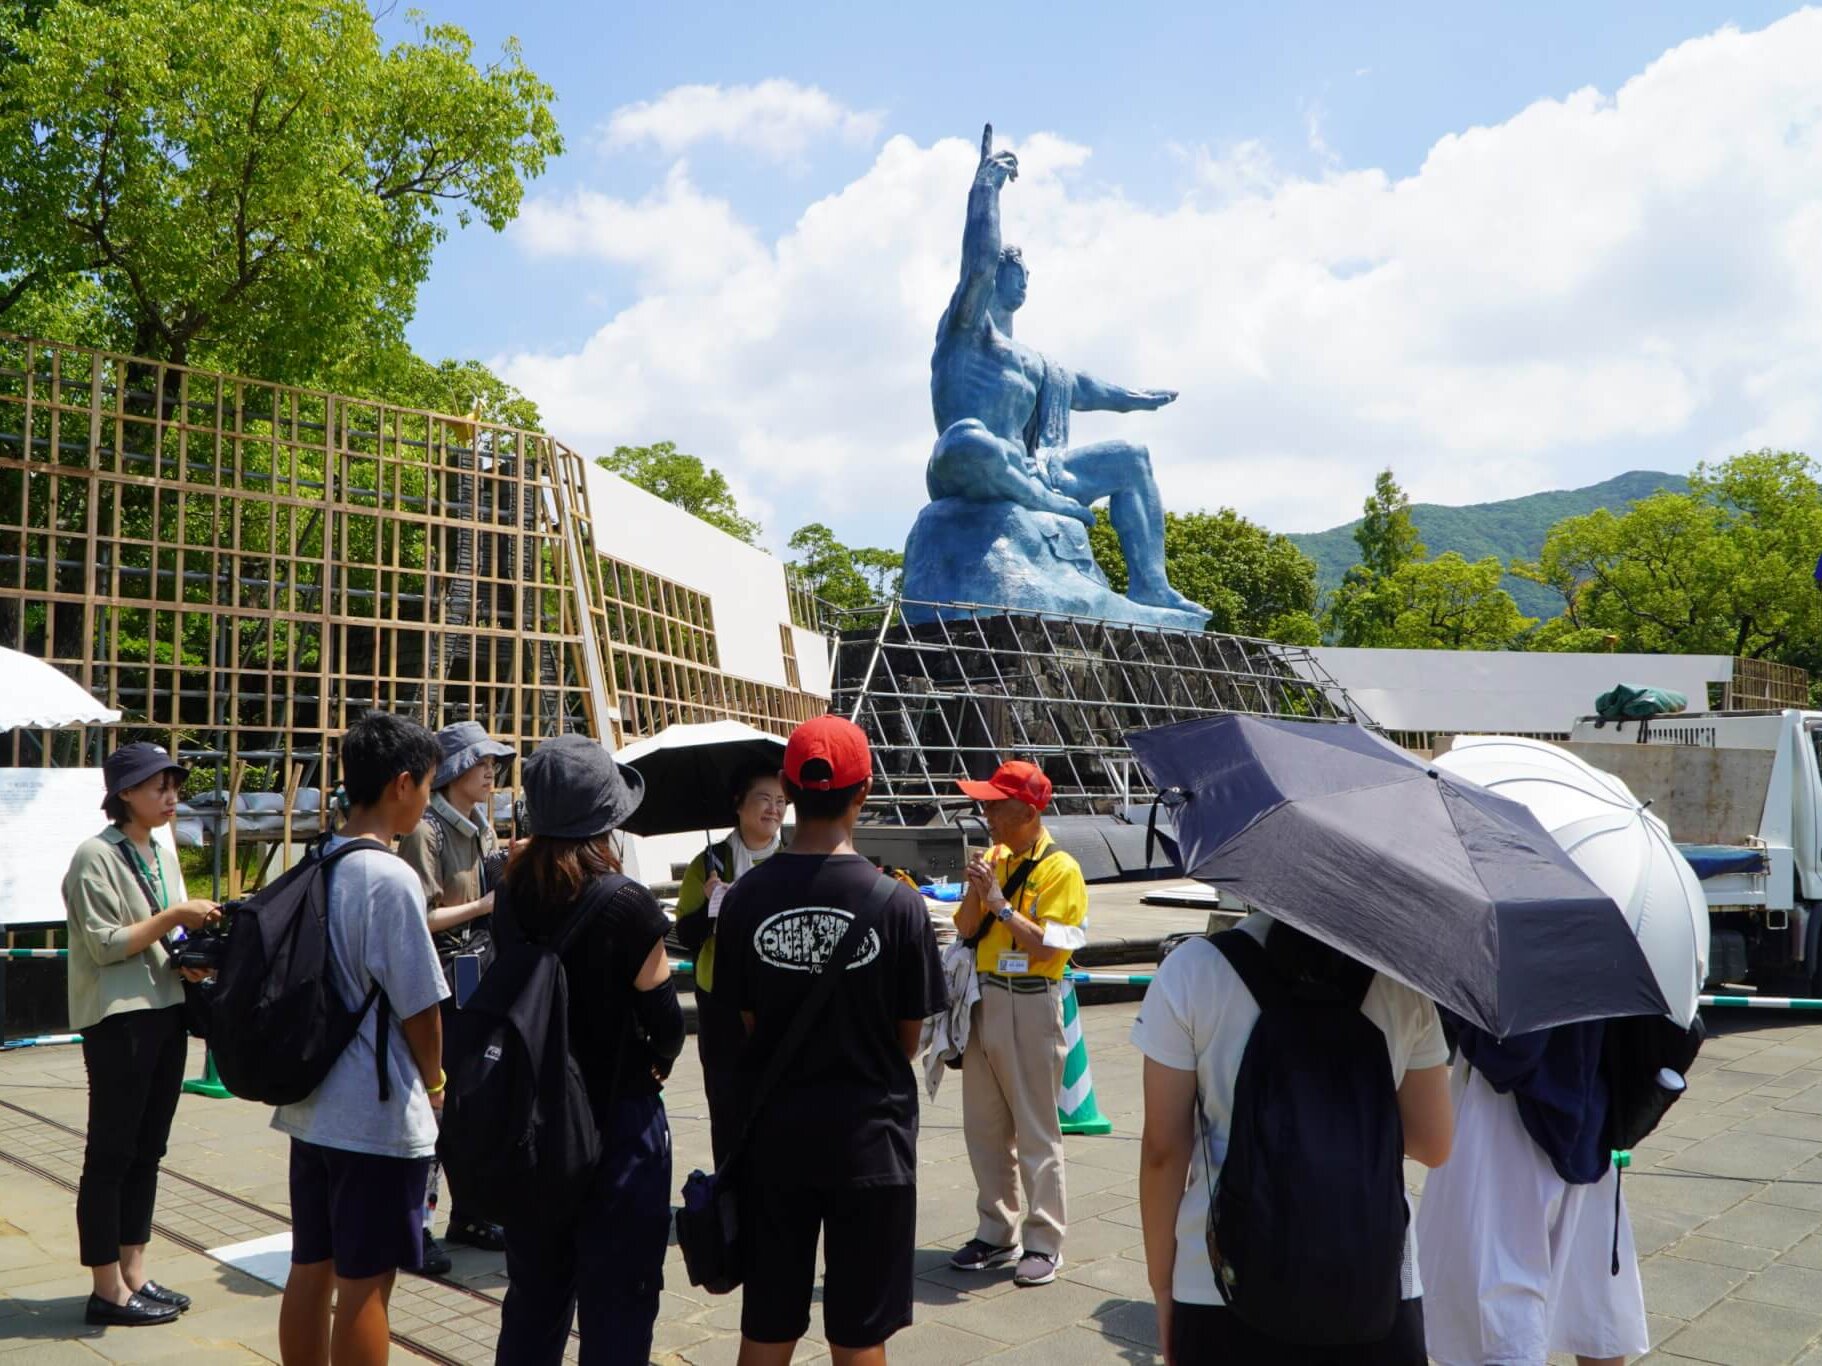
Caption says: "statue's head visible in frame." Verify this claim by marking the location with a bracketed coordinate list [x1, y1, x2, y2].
[994, 245, 1028, 313]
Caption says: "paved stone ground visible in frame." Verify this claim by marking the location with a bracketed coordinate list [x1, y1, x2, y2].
[6, 1003, 1822, 1363]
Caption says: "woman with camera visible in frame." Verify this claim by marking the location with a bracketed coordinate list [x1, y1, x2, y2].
[490, 734, 684, 1365]
[61, 743, 219, 1327]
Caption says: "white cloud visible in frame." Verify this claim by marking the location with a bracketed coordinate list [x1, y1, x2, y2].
[511, 163, 763, 291]
[601, 79, 882, 164]
[500, 13, 1822, 555]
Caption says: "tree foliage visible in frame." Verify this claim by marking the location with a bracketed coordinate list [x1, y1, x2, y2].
[0, 0, 560, 379]
[786, 523, 904, 612]
[1088, 507, 1321, 643]
[1517, 450, 1822, 670]
[1325, 469, 1530, 647]
[597, 442, 761, 545]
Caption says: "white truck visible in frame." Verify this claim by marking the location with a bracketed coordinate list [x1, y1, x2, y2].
[1564, 709, 1822, 993]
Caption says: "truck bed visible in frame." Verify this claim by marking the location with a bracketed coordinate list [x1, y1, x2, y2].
[1676, 844, 1772, 880]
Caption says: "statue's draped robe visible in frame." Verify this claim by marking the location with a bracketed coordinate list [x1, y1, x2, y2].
[1020, 356, 1073, 485]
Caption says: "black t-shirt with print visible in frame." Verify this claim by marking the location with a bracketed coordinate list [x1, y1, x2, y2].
[714, 851, 948, 1189]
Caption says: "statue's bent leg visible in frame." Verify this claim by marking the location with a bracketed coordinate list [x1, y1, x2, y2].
[928, 420, 1094, 524]
[1052, 441, 1205, 615]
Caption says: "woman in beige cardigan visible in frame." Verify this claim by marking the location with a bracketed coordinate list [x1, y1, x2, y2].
[62, 743, 218, 1327]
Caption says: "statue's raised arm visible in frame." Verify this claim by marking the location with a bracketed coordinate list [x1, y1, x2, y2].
[940, 124, 1018, 337]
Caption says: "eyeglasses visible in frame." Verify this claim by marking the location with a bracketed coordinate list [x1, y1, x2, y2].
[747, 794, 790, 810]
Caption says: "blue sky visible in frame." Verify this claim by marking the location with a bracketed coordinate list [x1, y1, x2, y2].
[375, 3, 1821, 549]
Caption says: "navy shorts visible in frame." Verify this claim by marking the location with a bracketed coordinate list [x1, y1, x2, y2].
[289, 1138, 431, 1280]
[739, 1180, 916, 1348]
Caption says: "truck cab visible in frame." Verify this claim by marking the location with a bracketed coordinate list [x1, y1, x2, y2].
[1564, 709, 1822, 992]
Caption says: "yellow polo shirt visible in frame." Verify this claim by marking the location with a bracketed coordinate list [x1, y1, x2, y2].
[964, 832, 1088, 980]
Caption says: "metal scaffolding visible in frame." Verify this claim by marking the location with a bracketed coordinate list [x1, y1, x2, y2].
[832, 598, 1369, 824]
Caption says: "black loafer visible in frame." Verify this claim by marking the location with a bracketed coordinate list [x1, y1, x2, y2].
[134, 1280, 191, 1311]
[85, 1292, 180, 1327]
[445, 1216, 507, 1252]
[417, 1231, 453, 1277]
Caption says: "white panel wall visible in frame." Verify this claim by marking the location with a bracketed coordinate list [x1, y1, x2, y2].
[581, 462, 828, 697]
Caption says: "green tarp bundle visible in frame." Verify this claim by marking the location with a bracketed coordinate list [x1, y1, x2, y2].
[1595, 683, 1689, 721]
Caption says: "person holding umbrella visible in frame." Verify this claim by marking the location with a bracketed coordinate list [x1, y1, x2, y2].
[670, 760, 788, 1165]
[396, 721, 514, 1271]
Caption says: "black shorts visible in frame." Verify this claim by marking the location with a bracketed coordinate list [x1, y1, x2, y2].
[1171, 1298, 1426, 1366]
[739, 1180, 916, 1348]
[289, 1139, 431, 1280]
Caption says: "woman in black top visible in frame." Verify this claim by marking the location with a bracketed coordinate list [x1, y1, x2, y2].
[492, 735, 684, 1366]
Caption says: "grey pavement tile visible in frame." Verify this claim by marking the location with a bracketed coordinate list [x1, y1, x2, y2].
[1625, 1171, 1754, 1218]
[1634, 1208, 1719, 1256]
[1753, 1181, 1822, 1214]
[1060, 1255, 1153, 1301]
[1658, 1297, 1822, 1366]
[880, 1321, 1005, 1365]
[1638, 1255, 1749, 1321]
[1668, 1235, 1777, 1271]
[1695, 1200, 1822, 1251]
[1782, 1232, 1822, 1270]
[927, 1279, 1112, 1343]
[1662, 1132, 1820, 1181]
[1734, 1261, 1822, 1313]
[1740, 1108, 1822, 1143]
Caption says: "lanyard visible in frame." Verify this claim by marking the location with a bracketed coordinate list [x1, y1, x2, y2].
[128, 842, 169, 911]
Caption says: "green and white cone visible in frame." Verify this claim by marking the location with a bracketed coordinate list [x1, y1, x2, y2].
[1058, 978, 1112, 1135]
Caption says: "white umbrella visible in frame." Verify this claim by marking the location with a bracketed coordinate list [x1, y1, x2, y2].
[1434, 734, 1708, 1026]
[0, 648, 120, 730]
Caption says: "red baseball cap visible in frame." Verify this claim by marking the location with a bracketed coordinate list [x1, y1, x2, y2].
[784, 715, 872, 790]
[957, 760, 1053, 812]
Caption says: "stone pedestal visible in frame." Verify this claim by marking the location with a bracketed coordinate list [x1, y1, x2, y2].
[899, 497, 1207, 631]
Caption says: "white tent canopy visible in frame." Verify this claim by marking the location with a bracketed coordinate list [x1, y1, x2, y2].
[0, 648, 119, 731]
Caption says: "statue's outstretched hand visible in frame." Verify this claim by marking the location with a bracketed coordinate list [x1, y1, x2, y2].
[1135, 389, 1179, 410]
[977, 123, 1018, 188]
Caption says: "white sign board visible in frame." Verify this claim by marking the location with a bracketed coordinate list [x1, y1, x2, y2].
[0, 769, 178, 927]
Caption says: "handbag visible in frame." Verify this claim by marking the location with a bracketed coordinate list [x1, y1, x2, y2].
[112, 839, 214, 1039]
[676, 869, 896, 1294]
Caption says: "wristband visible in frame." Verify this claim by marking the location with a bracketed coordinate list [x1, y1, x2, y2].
[425, 1070, 446, 1096]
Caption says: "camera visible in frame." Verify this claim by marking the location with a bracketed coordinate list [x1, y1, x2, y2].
[168, 901, 243, 974]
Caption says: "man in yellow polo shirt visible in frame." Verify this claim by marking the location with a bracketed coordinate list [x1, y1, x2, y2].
[948, 761, 1088, 1288]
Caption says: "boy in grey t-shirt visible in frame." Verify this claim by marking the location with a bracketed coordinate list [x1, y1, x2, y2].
[275, 713, 449, 1366]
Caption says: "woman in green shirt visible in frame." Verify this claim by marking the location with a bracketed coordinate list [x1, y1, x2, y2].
[670, 762, 787, 1165]
[62, 743, 218, 1328]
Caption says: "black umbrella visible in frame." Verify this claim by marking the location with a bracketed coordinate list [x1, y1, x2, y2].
[615, 721, 787, 839]
[1126, 714, 1668, 1037]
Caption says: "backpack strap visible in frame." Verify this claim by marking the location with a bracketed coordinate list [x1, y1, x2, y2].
[315, 836, 397, 1103]
[717, 868, 898, 1179]
[1212, 928, 1291, 1011]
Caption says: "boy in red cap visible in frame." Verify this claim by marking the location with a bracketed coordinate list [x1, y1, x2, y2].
[713, 715, 948, 1363]
[948, 760, 1088, 1287]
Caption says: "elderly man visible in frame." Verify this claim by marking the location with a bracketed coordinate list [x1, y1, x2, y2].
[948, 760, 1089, 1288]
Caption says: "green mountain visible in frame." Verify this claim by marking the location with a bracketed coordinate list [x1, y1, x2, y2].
[1287, 470, 1690, 621]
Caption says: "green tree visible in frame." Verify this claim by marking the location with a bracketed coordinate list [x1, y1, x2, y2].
[1088, 507, 1321, 642]
[597, 442, 761, 544]
[1355, 468, 1427, 578]
[1518, 450, 1822, 667]
[1381, 553, 1535, 648]
[0, 0, 560, 378]
[786, 523, 902, 611]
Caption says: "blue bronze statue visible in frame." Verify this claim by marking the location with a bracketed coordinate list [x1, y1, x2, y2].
[901, 125, 1208, 630]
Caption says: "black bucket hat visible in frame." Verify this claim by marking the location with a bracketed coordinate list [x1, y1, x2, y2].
[520, 733, 645, 839]
[101, 742, 189, 809]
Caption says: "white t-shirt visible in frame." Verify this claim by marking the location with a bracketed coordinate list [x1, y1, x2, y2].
[1129, 914, 1449, 1307]
[272, 837, 450, 1159]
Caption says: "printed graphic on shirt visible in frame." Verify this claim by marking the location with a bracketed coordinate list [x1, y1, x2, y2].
[752, 906, 882, 972]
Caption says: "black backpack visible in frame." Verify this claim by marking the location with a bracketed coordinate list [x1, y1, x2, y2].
[1204, 927, 1408, 1347]
[207, 837, 393, 1106]
[1601, 1012, 1705, 1153]
[436, 875, 619, 1224]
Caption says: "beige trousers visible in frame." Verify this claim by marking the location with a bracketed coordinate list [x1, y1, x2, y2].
[963, 979, 1068, 1256]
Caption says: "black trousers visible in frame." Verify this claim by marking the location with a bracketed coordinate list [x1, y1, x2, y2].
[496, 1093, 672, 1366]
[1171, 1298, 1427, 1366]
[77, 1004, 187, 1267]
[694, 984, 746, 1169]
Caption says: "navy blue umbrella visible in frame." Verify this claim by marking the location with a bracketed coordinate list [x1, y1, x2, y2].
[1126, 714, 1668, 1037]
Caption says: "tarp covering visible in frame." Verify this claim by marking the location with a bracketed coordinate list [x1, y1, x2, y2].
[0, 648, 119, 730]
[1595, 683, 1688, 721]
[1676, 844, 1771, 880]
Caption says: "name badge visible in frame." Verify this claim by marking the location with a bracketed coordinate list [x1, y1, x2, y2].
[997, 952, 1030, 975]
